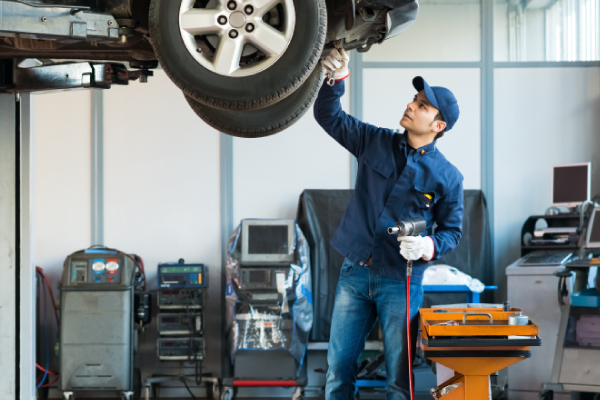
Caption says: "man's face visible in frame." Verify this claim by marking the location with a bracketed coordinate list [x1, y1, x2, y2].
[400, 90, 445, 135]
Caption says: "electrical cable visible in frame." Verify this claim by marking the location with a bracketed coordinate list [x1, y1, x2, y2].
[185, 289, 203, 386]
[36, 267, 59, 329]
[406, 271, 415, 400]
[181, 377, 198, 400]
[38, 376, 59, 389]
[36, 272, 49, 391]
[136, 255, 146, 290]
[195, 359, 203, 387]
[35, 364, 57, 375]
[231, 278, 253, 303]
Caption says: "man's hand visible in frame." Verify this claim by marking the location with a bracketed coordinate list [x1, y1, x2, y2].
[322, 48, 350, 84]
[398, 236, 434, 262]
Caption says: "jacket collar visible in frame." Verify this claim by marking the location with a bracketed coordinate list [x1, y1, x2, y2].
[399, 131, 437, 158]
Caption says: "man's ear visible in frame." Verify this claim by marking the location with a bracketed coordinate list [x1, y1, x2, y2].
[433, 120, 447, 133]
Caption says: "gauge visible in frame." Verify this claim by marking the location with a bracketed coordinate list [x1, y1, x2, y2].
[106, 260, 119, 274]
[92, 261, 105, 273]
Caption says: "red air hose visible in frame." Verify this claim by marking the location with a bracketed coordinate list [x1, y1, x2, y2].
[406, 261, 415, 400]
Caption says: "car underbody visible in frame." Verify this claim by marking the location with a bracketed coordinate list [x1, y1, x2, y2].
[0, 0, 417, 61]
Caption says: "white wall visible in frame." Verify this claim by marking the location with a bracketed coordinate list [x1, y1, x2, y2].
[362, 68, 482, 190]
[103, 70, 221, 291]
[364, 0, 481, 62]
[232, 86, 352, 222]
[493, 67, 600, 292]
[34, 90, 92, 286]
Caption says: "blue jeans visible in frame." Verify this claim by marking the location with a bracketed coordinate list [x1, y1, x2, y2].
[325, 258, 424, 400]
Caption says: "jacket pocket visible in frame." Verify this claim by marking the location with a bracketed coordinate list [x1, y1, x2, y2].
[413, 184, 439, 210]
[362, 157, 394, 206]
[364, 157, 393, 178]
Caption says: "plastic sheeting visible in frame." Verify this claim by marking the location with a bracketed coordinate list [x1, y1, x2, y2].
[225, 219, 313, 363]
[423, 265, 485, 293]
[296, 190, 354, 341]
[297, 189, 492, 341]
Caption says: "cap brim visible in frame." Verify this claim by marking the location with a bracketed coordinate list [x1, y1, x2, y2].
[412, 76, 439, 110]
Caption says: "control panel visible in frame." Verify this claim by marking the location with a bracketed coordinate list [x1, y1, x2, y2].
[158, 288, 203, 309]
[158, 263, 206, 289]
[158, 313, 203, 335]
[69, 256, 123, 285]
[157, 338, 204, 361]
[239, 267, 290, 290]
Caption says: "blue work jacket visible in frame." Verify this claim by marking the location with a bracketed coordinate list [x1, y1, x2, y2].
[313, 79, 464, 285]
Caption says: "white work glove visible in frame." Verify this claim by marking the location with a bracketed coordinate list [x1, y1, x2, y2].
[321, 48, 350, 85]
[398, 236, 435, 262]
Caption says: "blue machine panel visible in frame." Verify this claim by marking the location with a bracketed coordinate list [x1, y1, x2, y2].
[158, 263, 206, 289]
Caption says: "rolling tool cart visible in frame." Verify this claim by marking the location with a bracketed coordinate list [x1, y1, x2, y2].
[222, 219, 313, 400]
[418, 306, 541, 399]
[143, 260, 216, 399]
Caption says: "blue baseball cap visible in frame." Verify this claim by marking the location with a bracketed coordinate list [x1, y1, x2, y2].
[412, 76, 459, 132]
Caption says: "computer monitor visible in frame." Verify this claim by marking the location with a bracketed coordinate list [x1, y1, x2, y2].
[552, 163, 591, 207]
[240, 219, 295, 264]
[586, 207, 600, 248]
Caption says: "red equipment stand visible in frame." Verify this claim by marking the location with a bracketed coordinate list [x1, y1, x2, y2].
[221, 377, 307, 400]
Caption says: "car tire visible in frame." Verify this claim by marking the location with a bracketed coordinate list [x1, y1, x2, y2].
[185, 65, 324, 137]
[149, 0, 326, 110]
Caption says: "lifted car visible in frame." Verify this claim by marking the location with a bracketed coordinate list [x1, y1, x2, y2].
[0, 0, 418, 137]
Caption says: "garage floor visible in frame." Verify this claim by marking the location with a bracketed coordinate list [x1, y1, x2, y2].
[50, 365, 438, 399]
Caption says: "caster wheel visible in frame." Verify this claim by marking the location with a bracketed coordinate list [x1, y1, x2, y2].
[221, 386, 234, 400]
[292, 387, 304, 400]
[211, 383, 220, 400]
[143, 385, 151, 400]
[540, 390, 554, 400]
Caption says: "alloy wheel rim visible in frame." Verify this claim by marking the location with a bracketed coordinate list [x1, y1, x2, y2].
[179, 0, 296, 77]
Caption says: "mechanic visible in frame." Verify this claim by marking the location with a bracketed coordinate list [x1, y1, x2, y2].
[314, 48, 464, 400]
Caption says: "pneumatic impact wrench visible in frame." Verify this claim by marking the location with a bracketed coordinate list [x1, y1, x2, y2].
[388, 217, 426, 400]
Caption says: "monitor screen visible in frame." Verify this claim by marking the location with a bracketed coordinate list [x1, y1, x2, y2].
[589, 208, 600, 246]
[248, 270, 268, 284]
[552, 164, 590, 206]
[240, 219, 295, 264]
[248, 225, 289, 255]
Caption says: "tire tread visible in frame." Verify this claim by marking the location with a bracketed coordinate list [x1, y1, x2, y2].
[185, 68, 324, 138]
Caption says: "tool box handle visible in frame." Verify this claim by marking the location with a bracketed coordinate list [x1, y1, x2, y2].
[462, 313, 493, 324]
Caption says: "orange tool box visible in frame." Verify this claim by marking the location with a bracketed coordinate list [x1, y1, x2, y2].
[419, 307, 541, 400]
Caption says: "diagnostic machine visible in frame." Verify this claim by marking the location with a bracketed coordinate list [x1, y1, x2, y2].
[59, 248, 143, 400]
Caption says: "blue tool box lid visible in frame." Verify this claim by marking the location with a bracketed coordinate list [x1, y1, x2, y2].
[571, 288, 600, 308]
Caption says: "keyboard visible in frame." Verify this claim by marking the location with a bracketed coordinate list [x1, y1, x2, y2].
[518, 251, 573, 266]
